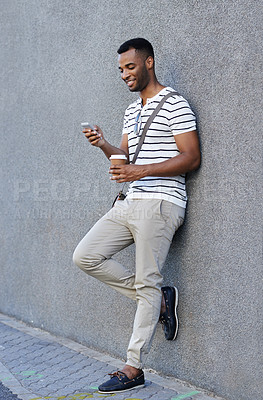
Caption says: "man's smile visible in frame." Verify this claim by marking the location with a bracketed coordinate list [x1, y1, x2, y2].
[126, 79, 135, 87]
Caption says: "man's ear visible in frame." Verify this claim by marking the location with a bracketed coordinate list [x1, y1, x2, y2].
[145, 56, 154, 70]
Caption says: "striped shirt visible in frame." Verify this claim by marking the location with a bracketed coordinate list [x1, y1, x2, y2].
[122, 87, 196, 208]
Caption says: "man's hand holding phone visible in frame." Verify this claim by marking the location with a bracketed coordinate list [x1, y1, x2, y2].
[81, 123, 105, 148]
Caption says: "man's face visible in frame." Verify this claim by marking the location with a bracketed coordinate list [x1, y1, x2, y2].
[118, 48, 150, 92]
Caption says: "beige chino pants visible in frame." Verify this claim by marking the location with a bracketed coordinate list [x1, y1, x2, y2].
[73, 198, 184, 369]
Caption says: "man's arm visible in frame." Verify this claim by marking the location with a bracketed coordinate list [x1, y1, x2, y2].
[109, 130, 200, 182]
[84, 126, 129, 160]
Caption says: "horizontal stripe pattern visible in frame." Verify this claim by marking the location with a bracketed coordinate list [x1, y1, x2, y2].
[122, 87, 196, 208]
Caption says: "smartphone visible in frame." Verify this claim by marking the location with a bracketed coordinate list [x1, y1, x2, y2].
[81, 122, 96, 131]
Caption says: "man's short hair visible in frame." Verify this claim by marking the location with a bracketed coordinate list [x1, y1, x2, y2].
[117, 38, 154, 60]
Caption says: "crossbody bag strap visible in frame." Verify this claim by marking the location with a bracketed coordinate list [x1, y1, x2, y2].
[130, 91, 178, 164]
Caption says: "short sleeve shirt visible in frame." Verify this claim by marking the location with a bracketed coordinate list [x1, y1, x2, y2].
[122, 87, 196, 208]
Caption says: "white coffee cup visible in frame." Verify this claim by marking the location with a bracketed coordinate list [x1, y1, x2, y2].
[109, 155, 127, 177]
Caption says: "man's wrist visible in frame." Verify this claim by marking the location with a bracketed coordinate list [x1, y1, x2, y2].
[98, 139, 107, 149]
[141, 164, 151, 178]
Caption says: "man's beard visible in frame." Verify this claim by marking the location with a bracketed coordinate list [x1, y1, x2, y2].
[129, 66, 150, 92]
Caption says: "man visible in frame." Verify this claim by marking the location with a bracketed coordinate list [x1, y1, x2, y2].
[73, 38, 200, 393]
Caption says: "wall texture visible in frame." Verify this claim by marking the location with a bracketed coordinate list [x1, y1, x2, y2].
[1, 1, 262, 399]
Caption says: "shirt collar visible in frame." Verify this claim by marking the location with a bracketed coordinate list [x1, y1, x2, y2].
[138, 86, 172, 107]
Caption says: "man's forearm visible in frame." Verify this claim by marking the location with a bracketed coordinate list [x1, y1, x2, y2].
[143, 152, 200, 177]
[110, 152, 201, 183]
[108, 131, 200, 181]
[99, 140, 128, 160]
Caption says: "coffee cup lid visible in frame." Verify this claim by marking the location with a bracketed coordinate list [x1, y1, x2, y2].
[109, 155, 127, 160]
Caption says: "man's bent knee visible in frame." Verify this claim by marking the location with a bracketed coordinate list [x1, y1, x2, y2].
[72, 246, 104, 273]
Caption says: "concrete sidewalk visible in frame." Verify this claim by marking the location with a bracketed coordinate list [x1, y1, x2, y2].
[0, 313, 226, 400]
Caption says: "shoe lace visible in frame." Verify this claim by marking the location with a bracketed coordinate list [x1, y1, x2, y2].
[109, 371, 126, 380]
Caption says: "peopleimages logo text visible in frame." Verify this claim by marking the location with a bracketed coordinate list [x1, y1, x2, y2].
[13, 179, 99, 202]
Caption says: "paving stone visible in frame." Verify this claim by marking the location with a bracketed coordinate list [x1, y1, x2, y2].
[0, 381, 21, 399]
[0, 314, 226, 400]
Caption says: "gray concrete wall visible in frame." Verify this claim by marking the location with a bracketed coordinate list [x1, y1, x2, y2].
[1, 1, 262, 399]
